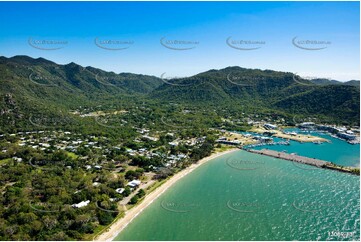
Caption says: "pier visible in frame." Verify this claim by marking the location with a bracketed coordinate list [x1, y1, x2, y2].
[246, 149, 359, 175]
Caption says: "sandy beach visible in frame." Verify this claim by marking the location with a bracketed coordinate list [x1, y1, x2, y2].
[250, 127, 328, 143]
[95, 148, 239, 241]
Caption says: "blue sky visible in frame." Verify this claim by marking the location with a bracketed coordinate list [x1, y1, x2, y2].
[0, 1, 359, 81]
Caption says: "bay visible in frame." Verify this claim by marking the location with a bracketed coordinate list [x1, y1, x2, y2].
[114, 150, 360, 241]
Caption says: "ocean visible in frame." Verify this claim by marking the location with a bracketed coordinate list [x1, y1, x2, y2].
[114, 142, 360, 240]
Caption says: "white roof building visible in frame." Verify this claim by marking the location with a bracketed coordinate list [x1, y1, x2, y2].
[264, 123, 278, 130]
[72, 200, 90, 208]
[115, 188, 125, 194]
[13, 157, 23, 162]
[127, 180, 141, 187]
[169, 141, 179, 146]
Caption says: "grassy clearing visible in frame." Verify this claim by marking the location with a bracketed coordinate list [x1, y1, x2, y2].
[66, 151, 78, 159]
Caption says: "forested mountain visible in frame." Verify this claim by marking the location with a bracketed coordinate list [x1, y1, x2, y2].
[0, 56, 163, 131]
[310, 78, 360, 87]
[0, 55, 162, 108]
[151, 66, 360, 123]
[0, 55, 359, 129]
[344, 80, 360, 87]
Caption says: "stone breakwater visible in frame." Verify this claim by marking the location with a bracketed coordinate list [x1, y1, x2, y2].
[247, 148, 359, 175]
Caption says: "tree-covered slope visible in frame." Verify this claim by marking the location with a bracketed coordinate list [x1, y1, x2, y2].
[0, 56, 359, 129]
[150, 66, 360, 123]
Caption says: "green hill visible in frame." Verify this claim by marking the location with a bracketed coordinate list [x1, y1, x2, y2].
[0, 56, 359, 132]
[150, 66, 359, 123]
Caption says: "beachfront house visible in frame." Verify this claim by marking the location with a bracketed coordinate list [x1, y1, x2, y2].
[115, 188, 125, 194]
[127, 180, 141, 187]
[72, 200, 90, 208]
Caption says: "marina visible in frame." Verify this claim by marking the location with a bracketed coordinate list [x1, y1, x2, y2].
[249, 128, 360, 167]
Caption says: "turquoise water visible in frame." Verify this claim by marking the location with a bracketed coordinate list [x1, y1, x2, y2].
[248, 128, 360, 167]
[114, 150, 360, 241]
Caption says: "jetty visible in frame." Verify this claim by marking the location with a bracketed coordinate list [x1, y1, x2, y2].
[247, 148, 359, 175]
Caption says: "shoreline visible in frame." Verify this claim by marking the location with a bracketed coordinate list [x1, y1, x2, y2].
[249, 127, 328, 143]
[95, 148, 239, 241]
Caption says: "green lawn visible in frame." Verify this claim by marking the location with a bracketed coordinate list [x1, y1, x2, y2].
[66, 151, 79, 159]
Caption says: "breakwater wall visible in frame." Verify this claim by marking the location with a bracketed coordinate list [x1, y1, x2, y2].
[246, 148, 359, 175]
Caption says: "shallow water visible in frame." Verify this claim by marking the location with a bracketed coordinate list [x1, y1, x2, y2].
[247, 128, 360, 167]
[114, 150, 360, 241]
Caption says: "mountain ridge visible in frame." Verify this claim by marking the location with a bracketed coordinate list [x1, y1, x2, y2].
[0, 55, 359, 130]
